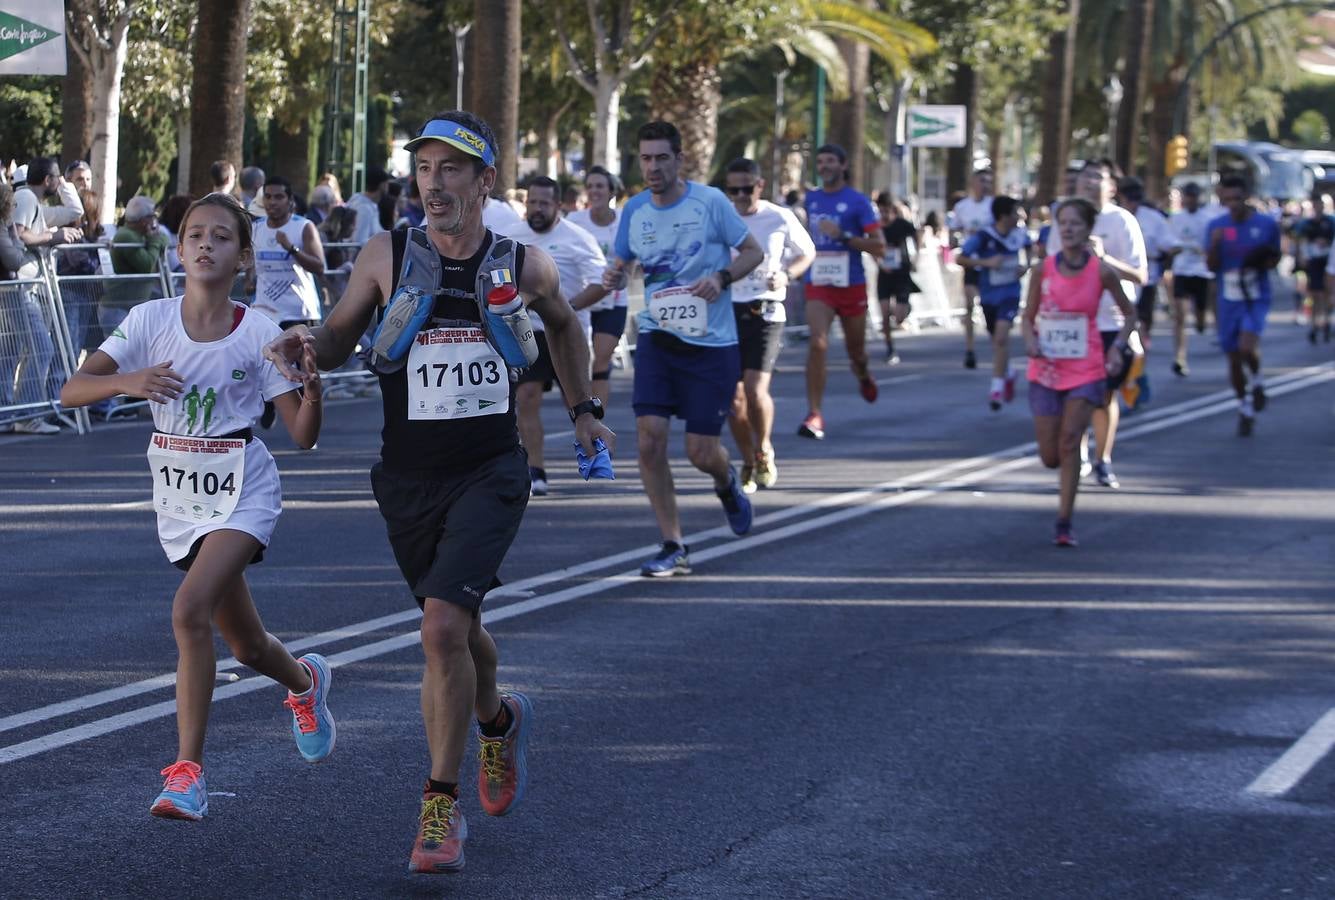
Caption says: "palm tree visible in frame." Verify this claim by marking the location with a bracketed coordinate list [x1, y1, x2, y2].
[468, 0, 522, 193]
[1114, 0, 1156, 175]
[188, 0, 250, 197]
[648, 0, 935, 181]
[1036, 0, 1081, 207]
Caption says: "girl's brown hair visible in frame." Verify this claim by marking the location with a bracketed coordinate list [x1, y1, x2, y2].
[180, 192, 254, 254]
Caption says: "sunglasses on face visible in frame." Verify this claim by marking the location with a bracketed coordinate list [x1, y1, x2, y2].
[726, 184, 758, 196]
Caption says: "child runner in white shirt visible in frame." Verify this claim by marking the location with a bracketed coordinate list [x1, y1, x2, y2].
[59, 193, 336, 821]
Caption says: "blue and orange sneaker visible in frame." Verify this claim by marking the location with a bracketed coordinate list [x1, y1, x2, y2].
[477, 691, 532, 817]
[284, 653, 336, 762]
[150, 760, 208, 821]
[409, 791, 468, 874]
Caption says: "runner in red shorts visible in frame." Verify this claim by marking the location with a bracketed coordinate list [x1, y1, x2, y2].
[797, 144, 886, 440]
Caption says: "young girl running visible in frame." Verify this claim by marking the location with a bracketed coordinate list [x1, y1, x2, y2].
[1021, 198, 1136, 547]
[60, 193, 335, 820]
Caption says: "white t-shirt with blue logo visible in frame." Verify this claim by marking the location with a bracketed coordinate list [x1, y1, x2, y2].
[614, 182, 750, 347]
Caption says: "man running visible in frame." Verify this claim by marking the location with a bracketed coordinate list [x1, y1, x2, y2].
[264, 110, 613, 874]
[949, 169, 995, 369]
[505, 175, 610, 495]
[1165, 182, 1214, 375]
[1045, 159, 1146, 488]
[602, 120, 764, 576]
[1116, 177, 1176, 355]
[957, 195, 1032, 411]
[799, 144, 886, 440]
[1206, 173, 1281, 436]
[723, 157, 816, 492]
[875, 193, 918, 365]
[567, 166, 630, 409]
[1292, 193, 1333, 343]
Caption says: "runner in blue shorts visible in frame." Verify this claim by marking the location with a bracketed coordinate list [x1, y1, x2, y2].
[603, 120, 765, 576]
[1206, 173, 1281, 436]
[958, 196, 1032, 411]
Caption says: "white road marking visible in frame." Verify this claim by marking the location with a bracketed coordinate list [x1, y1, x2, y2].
[1, 364, 1331, 766]
[1247, 709, 1335, 798]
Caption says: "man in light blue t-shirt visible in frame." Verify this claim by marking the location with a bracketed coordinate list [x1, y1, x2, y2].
[603, 120, 765, 577]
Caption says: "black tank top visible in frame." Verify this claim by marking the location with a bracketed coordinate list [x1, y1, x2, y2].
[378, 228, 526, 474]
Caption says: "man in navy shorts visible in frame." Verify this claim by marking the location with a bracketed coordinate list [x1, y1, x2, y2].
[603, 121, 765, 576]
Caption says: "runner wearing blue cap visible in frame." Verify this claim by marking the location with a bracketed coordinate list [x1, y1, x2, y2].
[264, 110, 614, 874]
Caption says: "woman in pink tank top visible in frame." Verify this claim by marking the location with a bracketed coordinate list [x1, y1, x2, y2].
[1021, 198, 1136, 546]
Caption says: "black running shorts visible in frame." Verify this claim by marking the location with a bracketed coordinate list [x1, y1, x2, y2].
[370, 448, 530, 612]
[733, 302, 784, 373]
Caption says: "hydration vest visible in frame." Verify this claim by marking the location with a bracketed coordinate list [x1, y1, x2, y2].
[367, 227, 525, 376]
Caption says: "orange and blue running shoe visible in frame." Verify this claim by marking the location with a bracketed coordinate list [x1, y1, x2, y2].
[409, 791, 468, 874]
[149, 760, 207, 821]
[284, 652, 336, 763]
[477, 691, 532, 816]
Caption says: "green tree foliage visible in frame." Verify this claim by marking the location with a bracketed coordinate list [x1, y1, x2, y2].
[0, 77, 62, 164]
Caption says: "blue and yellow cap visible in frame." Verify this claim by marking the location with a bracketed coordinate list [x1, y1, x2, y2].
[404, 119, 496, 167]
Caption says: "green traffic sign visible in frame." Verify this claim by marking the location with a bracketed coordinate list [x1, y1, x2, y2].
[0, 11, 60, 64]
[910, 113, 954, 141]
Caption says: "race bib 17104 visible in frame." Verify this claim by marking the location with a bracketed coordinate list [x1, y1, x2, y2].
[147, 433, 246, 525]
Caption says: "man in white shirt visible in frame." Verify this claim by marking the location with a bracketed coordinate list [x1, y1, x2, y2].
[482, 194, 524, 234]
[724, 157, 815, 492]
[1117, 176, 1178, 351]
[948, 169, 994, 369]
[11, 158, 82, 434]
[1046, 158, 1146, 489]
[345, 166, 389, 247]
[1165, 182, 1215, 374]
[505, 175, 610, 496]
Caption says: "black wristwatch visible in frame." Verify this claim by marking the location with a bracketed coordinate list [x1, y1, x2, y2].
[716, 269, 733, 289]
[569, 397, 604, 422]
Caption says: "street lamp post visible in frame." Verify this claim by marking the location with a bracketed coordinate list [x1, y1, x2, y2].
[1104, 75, 1124, 162]
[772, 69, 788, 202]
[451, 23, 471, 110]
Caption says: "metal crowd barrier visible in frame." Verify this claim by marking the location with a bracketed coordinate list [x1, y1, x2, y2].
[0, 262, 86, 434]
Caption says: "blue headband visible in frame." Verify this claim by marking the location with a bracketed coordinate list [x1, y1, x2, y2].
[404, 120, 496, 167]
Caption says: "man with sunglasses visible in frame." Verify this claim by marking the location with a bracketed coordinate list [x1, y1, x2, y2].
[723, 157, 816, 492]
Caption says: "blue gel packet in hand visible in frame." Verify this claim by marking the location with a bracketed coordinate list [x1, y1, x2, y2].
[574, 437, 615, 481]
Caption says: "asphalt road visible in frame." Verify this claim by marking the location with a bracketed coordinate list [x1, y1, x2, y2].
[2, 304, 1335, 899]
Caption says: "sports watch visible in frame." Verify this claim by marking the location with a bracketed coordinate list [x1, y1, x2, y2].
[569, 397, 605, 422]
[716, 269, 734, 289]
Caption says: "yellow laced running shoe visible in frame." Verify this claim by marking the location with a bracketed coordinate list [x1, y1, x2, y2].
[477, 691, 532, 816]
[409, 791, 467, 874]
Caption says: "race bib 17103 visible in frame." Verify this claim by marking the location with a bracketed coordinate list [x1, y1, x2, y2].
[407, 327, 509, 420]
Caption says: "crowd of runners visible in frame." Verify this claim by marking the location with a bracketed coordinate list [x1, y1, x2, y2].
[41, 104, 1332, 874]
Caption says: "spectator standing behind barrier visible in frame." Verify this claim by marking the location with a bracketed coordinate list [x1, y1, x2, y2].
[60, 161, 91, 222]
[316, 172, 344, 206]
[318, 205, 358, 308]
[160, 195, 194, 274]
[346, 166, 388, 246]
[1, 182, 39, 432]
[11, 161, 82, 433]
[238, 166, 265, 216]
[55, 189, 109, 357]
[211, 160, 238, 197]
[104, 196, 168, 336]
[308, 184, 336, 226]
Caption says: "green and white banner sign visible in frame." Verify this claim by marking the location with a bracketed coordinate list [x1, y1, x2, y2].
[0, 2, 65, 76]
[907, 105, 967, 148]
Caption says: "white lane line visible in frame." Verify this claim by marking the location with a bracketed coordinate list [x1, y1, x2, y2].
[0, 434, 1030, 736]
[1247, 709, 1335, 798]
[2, 365, 1331, 766]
